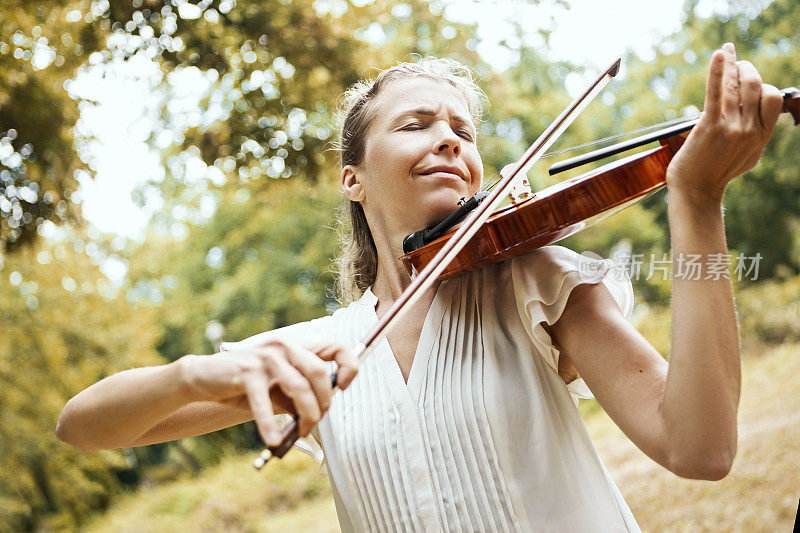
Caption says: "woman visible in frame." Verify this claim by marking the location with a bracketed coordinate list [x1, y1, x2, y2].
[57, 43, 784, 531]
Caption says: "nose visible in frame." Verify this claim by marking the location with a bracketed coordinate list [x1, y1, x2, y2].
[433, 122, 461, 156]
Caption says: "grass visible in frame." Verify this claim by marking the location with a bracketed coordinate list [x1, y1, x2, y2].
[586, 341, 800, 532]
[83, 451, 339, 532]
[86, 343, 800, 532]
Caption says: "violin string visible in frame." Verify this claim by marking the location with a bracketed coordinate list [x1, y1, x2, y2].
[481, 177, 502, 191]
[540, 115, 697, 159]
[480, 114, 699, 193]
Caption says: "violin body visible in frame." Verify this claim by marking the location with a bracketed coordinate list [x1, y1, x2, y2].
[401, 139, 680, 279]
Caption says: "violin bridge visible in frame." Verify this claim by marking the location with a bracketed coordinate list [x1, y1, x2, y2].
[499, 162, 533, 204]
[507, 176, 533, 204]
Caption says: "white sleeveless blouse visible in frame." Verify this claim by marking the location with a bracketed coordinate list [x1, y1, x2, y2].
[221, 246, 642, 532]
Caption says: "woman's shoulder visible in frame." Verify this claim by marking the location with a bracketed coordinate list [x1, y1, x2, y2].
[217, 317, 332, 352]
[218, 292, 373, 352]
[493, 244, 633, 319]
[470, 245, 631, 314]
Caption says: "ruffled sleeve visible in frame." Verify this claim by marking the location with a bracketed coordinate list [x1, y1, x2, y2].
[511, 245, 634, 402]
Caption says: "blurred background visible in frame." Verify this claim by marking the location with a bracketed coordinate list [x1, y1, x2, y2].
[1, 0, 798, 530]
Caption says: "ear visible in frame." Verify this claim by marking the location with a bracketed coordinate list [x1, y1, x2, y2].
[341, 165, 366, 202]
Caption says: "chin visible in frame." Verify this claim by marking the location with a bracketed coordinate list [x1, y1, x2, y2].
[418, 195, 463, 228]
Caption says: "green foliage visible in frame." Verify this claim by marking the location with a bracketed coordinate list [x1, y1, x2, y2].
[605, 0, 800, 281]
[0, 237, 162, 530]
[738, 275, 800, 348]
[0, 1, 108, 249]
[140, 0, 483, 209]
[130, 177, 342, 365]
[3, 0, 800, 530]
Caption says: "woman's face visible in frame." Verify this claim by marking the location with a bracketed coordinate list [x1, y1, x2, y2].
[348, 77, 484, 234]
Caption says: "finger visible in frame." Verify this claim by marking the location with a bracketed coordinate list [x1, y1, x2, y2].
[311, 342, 359, 389]
[262, 352, 321, 436]
[759, 83, 784, 138]
[736, 60, 763, 131]
[703, 49, 726, 121]
[307, 342, 359, 389]
[284, 345, 334, 413]
[721, 42, 741, 119]
[241, 366, 281, 447]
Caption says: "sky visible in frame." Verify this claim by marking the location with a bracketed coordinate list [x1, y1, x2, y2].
[71, 0, 745, 241]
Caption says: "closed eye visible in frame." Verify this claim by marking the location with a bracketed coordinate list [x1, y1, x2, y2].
[456, 128, 474, 142]
[398, 121, 474, 142]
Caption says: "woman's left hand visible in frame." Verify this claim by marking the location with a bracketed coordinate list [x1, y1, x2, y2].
[665, 42, 784, 206]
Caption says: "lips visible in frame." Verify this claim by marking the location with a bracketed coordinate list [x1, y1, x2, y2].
[418, 165, 468, 181]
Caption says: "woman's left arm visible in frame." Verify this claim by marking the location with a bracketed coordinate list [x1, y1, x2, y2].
[549, 43, 785, 481]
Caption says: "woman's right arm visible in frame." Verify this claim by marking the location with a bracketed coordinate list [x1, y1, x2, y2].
[56, 340, 357, 452]
[57, 359, 199, 452]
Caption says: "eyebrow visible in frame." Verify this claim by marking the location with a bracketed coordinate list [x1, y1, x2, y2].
[391, 107, 474, 128]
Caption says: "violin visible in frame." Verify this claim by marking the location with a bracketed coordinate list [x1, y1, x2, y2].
[400, 87, 800, 280]
[252, 58, 799, 468]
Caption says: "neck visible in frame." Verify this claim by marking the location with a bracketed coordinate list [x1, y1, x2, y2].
[365, 210, 437, 309]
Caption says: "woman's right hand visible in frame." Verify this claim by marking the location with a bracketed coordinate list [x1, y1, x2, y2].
[177, 339, 358, 447]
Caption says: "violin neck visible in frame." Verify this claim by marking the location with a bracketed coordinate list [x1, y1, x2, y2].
[550, 86, 800, 176]
[548, 118, 698, 175]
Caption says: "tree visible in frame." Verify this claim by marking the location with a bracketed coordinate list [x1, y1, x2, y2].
[0, 1, 110, 249]
[614, 0, 800, 280]
[0, 234, 162, 530]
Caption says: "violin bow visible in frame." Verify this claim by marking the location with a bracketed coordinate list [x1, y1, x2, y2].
[253, 57, 623, 469]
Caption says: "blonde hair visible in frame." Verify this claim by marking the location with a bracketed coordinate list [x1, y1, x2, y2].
[333, 57, 488, 304]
